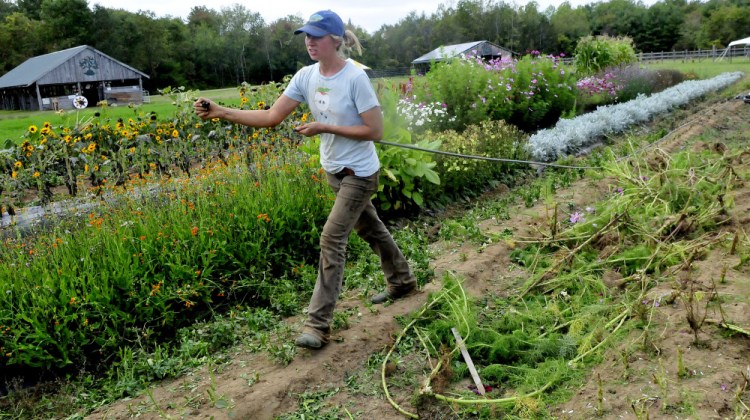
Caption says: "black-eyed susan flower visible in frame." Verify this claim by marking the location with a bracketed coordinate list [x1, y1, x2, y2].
[28, 125, 38, 133]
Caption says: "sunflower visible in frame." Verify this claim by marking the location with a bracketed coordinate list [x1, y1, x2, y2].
[28, 125, 38, 133]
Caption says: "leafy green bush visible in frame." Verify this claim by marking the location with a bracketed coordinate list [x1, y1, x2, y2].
[0, 145, 331, 370]
[374, 86, 441, 214]
[412, 53, 577, 132]
[574, 35, 637, 76]
[421, 120, 530, 207]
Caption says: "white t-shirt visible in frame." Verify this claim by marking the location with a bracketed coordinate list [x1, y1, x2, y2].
[283, 61, 381, 177]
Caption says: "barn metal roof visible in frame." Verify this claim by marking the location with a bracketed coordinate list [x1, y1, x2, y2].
[0, 45, 148, 89]
[411, 40, 512, 64]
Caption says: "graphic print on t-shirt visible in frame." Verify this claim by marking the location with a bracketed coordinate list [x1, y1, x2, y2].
[314, 87, 331, 121]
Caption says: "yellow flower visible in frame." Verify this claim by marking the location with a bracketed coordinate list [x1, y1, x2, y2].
[84, 164, 89, 173]
[28, 125, 38, 133]
[14, 161, 22, 168]
[155, 135, 161, 142]
[129, 147, 135, 154]
[241, 97, 248, 104]
[87, 142, 96, 152]
[64, 135, 72, 143]
[40, 127, 50, 135]
[43, 121, 51, 128]
[84, 133, 93, 140]
[33, 171, 40, 178]
[195, 123, 202, 129]
[156, 128, 163, 135]
[252, 132, 258, 139]
[257, 101, 265, 109]
[11, 171, 16, 178]
[301, 113, 308, 122]
[211, 118, 220, 122]
[171, 129, 179, 138]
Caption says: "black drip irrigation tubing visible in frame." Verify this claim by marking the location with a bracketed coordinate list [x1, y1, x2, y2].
[381, 95, 738, 170]
[376, 140, 600, 170]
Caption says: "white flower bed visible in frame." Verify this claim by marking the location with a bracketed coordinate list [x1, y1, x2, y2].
[528, 72, 744, 161]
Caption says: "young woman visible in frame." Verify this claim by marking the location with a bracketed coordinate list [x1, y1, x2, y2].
[194, 10, 416, 349]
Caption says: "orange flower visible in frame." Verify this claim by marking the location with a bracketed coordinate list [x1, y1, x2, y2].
[191, 226, 199, 236]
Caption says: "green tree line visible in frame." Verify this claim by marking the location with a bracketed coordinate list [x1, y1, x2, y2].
[0, 0, 748, 90]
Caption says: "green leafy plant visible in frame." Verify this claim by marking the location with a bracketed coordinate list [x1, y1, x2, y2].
[574, 35, 637, 76]
[374, 86, 441, 213]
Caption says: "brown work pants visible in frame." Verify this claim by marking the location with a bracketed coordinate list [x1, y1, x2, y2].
[302, 170, 416, 342]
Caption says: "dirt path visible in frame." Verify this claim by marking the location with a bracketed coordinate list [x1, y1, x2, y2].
[87, 98, 750, 419]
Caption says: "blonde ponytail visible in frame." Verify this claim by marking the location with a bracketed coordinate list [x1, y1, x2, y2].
[332, 30, 362, 59]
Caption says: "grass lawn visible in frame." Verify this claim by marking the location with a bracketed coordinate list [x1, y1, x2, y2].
[642, 57, 750, 78]
[0, 87, 242, 146]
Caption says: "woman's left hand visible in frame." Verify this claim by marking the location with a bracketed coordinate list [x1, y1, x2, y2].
[294, 122, 326, 137]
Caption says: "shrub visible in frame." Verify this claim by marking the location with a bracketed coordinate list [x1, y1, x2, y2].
[575, 66, 686, 112]
[422, 119, 530, 207]
[373, 86, 441, 215]
[412, 52, 577, 132]
[574, 35, 637, 76]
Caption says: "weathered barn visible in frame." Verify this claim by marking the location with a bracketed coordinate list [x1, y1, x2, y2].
[0, 45, 149, 111]
[412, 40, 514, 73]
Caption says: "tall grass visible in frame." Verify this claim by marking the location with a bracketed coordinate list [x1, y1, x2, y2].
[0, 144, 332, 370]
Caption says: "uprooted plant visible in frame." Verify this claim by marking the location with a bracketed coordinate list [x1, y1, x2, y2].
[379, 143, 742, 417]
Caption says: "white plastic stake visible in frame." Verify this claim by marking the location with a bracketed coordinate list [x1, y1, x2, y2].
[451, 327, 486, 396]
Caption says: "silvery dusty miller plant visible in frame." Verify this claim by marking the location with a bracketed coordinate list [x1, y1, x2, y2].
[528, 71, 744, 161]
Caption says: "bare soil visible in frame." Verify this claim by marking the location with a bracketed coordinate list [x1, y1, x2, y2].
[85, 97, 750, 419]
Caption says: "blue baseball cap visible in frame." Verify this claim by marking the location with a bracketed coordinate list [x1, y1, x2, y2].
[294, 10, 345, 37]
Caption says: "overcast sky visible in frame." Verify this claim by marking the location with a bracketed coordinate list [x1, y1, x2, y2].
[90, 0, 611, 34]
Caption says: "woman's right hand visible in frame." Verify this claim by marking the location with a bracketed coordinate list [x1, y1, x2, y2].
[194, 97, 216, 120]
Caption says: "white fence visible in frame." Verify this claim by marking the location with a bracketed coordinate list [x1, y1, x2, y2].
[560, 47, 750, 64]
[638, 47, 750, 62]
